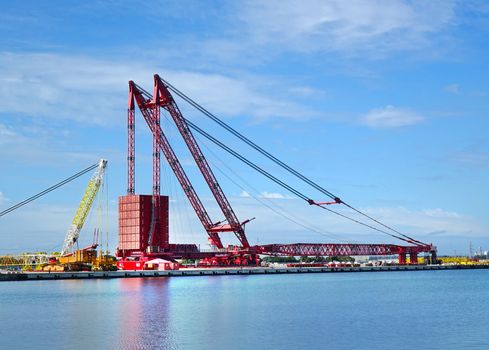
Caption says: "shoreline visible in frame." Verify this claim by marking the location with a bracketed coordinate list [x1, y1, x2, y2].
[1, 264, 488, 282]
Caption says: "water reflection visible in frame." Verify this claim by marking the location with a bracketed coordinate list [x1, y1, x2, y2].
[116, 278, 177, 350]
[2, 271, 489, 350]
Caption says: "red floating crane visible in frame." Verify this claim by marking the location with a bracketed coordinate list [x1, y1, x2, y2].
[117, 74, 437, 268]
[123, 76, 252, 256]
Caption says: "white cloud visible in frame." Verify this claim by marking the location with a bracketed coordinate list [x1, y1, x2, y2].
[362, 206, 485, 238]
[225, 194, 489, 253]
[0, 121, 101, 165]
[444, 83, 459, 94]
[0, 191, 8, 205]
[239, 190, 293, 199]
[423, 208, 460, 218]
[0, 52, 319, 126]
[360, 105, 424, 128]
[239, 0, 456, 56]
[288, 86, 327, 98]
[0, 52, 151, 126]
[165, 71, 319, 121]
[454, 151, 489, 168]
[0, 202, 119, 253]
[0, 123, 19, 145]
[1, 187, 486, 254]
[259, 191, 293, 199]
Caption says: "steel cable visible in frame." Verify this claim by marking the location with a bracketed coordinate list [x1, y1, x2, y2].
[185, 119, 419, 245]
[162, 78, 426, 245]
[0, 163, 99, 218]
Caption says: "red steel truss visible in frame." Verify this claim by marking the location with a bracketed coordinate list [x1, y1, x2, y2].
[255, 243, 437, 264]
[153, 75, 250, 248]
[256, 243, 433, 256]
[128, 81, 239, 249]
[127, 92, 136, 195]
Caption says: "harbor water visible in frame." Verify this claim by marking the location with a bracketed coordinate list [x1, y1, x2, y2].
[1, 269, 488, 349]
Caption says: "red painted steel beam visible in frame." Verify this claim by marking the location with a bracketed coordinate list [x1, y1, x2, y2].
[149, 106, 161, 249]
[254, 243, 434, 257]
[129, 81, 224, 248]
[153, 75, 250, 248]
[127, 85, 136, 195]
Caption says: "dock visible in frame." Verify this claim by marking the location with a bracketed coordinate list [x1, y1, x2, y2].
[1, 264, 488, 282]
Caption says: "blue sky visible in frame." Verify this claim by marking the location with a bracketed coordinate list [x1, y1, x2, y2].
[0, 0, 488, 255]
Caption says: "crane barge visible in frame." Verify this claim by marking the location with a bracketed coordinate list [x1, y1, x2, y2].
[116, 74, 436, 270]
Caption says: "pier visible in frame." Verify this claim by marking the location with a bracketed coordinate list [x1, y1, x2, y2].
[2, 264, 488, 282]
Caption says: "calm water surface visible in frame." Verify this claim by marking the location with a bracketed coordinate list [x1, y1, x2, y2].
[1, 269, 488, 350]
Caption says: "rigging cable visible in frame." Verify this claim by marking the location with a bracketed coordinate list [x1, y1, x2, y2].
[191, 125, 351, 243]
[184, 118, 419, 246]
[0, 163, 99, 218]
[161, 78, 426, 246]
[161, 109, 197, 243]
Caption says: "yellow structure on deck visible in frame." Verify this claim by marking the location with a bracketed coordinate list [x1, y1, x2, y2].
[61, 159, 107, 256]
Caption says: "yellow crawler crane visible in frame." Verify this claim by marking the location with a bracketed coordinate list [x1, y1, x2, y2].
[92, 253, 117, 271]
[43, 246, 116, 271]
[61, 159, 107, 256]
[56, 244, 98, 271]
[43, 159, 111, 272]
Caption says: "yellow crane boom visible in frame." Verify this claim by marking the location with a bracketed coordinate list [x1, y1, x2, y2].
[61, 159, 107, 256]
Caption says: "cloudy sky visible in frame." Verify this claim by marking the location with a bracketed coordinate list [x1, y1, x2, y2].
[0, 0, 488, 255]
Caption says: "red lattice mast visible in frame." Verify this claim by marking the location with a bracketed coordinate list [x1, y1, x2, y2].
[153, 75, 250, 248]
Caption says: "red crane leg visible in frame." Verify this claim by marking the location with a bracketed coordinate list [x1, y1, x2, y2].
[127, 104, 135, 194]
[128, 80, 225, 248]
[153, 75, 250, 248]
[153, 107, 161, 197]
[398, 253, 407, 265]
[409, 253, 418, 265]
[149, 107, 161, 249]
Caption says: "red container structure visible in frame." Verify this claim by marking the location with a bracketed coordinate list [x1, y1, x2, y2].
[117, 194, 169, 257]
